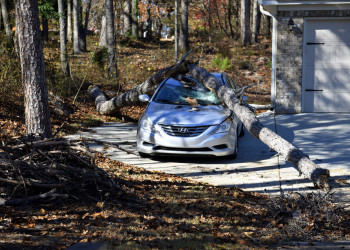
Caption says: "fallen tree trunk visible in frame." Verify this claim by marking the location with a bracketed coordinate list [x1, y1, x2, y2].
[187, 63, 330, 190]
[90, 60, 189, 115]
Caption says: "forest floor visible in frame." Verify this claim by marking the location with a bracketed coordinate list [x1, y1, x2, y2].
[0, 34, 349, 249]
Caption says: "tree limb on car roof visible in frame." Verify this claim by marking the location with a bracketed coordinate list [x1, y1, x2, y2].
[89, 60, 330, 190]
[187, 63, 330, 190]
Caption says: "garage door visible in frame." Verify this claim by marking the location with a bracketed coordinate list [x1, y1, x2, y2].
[303, 19, 350, 112]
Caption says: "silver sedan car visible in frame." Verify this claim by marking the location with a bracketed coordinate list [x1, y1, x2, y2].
[137, 73, 244, 158]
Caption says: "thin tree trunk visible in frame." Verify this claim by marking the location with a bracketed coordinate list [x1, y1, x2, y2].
[266, 15, 271, 38]
[174, 0, 178, 62]
[73, 0, 81, 53]
[251, 0, 260, 43]
[179, 0, 189, 52]
[227, 0, 234, 39]
[187, 63, 330, 189]
[105, 0, 117, 78]
[240, 0, 250, 46]
[131, 0, 138, 38]
[89, 60, 189, 115]
[41, 16, 49, 42]
[146, 0, 152, 40]
[58, 0, 70, 76]
[15, 0, 52, 138]
[67, 0, 72, 43]
[99, 13, 107, 47]
[78, 0, 86, 52]
[123, 0, 131, 36]
[84, 0, 92, 36]
[1, 0, 12, 38]
[207, 0, 211, 43]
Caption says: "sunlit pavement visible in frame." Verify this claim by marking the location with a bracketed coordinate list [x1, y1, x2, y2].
[66, 113, 350, 209]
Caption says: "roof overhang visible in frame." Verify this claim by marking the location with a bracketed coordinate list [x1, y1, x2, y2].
[258, 1, 350, 16]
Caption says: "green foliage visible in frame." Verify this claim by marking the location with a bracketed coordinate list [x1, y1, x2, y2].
[211, 54, 232, 71]
[90, 47, 108, 68]
[38, 0, 59, 19]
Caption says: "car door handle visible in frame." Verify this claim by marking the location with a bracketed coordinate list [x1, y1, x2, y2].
[305, 89, 323, 92]
[307, 42, 325, 45]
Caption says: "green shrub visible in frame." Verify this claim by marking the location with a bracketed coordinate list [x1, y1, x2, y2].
[211, 54, 232, 71]
[90, 47, 108, 68]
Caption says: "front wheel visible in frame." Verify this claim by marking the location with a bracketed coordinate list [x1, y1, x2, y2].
[239, 124, 245, 137]
[139, 152, 150, 158]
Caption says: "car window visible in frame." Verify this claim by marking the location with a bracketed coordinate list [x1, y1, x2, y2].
[153, 78, 222, 106]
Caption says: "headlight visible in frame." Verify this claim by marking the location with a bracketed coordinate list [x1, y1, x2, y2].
[211, 118, 232, 134]
[140, 117, 156, 132]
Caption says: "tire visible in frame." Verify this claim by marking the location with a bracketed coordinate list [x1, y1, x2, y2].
[139, 152, 150, 158]
[239, 124, 245, 137]
[229, 133, 238, 159]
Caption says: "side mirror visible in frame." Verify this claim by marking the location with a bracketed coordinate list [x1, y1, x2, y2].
[139, 94, 151, 103]
[242, 96, 248, 103]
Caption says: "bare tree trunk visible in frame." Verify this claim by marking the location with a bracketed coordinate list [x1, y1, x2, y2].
[123, 0, 131, 36]
[15, 0, 52, 138]
[131, 0, 138, 38]
[84, 0, 92, 36]
[73, 0, 81, 53]
[227, 0, 235, 39]
[99, 12, 107, 47]
[187, 63, 330, 189]
[105, 0, 117, 78]
[67, 0, 72, 43]
[146, 0, 152, 40]
[58, 0, 70, 76]
[78, 0, 87, 52]
[251, 0, 260, 43]
[179, 0, 189, 52]
[89, 61, 189, 115]
[174, 0, 178, 62]
[1, 0, 12, 38]
[41, 16, 49, 42]
[266, 15, 271, 38]
[240, 0, 250, 46]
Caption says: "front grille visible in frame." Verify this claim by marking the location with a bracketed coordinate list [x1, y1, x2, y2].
[158, 124, 209, 137]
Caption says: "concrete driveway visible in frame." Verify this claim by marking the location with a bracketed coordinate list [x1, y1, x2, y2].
[66, 113, 350, 208]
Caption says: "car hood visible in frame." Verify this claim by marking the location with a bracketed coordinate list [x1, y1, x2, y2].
[145, 102, 231, 126]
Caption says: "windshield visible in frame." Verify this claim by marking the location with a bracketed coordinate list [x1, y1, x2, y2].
[153, 77, 222, 106]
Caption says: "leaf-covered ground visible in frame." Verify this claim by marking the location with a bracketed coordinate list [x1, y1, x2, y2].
[1, 34, 349, 249]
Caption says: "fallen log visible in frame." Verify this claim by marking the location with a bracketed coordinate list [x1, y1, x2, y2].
[187, 63, 330, 190]
[90, 60, 189, 115]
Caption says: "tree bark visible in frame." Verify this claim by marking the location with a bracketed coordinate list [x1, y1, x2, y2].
[15, 0, 52, 138]
[99, 13, 107, 47]
[58, 0, 70, 76]
[67, 0, 72, 43]
[73, 0, 81, 53]
[179, 0, 189, 52]
[0, 0, 11, 37]
[105, 0, 117, 78]
[89, 61, 189, 115]
[240, 0, 250, 46]
[145, 0, 152, 40]
[123, 0, 131, 36]
[251, 0, 261, 43]
[131, 0, 138, 39]
[174, 0, 178, 62]
[84, 0, 92, 37]
[41, 16, 49, 42]
[187, 63, 330, 190]
[78, 0, 87, 52]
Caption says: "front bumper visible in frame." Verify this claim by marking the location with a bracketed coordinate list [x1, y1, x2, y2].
[137, 124, 237, 157]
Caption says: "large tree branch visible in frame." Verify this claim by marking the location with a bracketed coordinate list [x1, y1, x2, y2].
[89, 60, 189, 115]
[187, 63, 330, 190]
